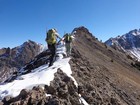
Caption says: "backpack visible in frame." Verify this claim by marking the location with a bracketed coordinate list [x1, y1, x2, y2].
[65, 34, 72, 43]
[46, 29, 56, 44]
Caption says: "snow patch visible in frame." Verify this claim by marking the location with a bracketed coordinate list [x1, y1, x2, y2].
[128, 48, 140, 61]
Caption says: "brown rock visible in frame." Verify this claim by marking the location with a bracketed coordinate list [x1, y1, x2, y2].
[0, 101, 3, 105]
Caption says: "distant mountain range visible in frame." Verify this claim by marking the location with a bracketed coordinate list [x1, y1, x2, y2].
[0, 40, 44, 82]
[105, 29, 140, 60]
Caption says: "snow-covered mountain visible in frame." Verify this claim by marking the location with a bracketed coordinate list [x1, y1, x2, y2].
[105, 29, 140, 60]
[0, 40, 45, 83]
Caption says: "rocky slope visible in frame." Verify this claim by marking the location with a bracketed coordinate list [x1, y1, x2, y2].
[105, 29, 140, 60]
[69, 27, 140, 105]
[1, 69, 82, 105]
[1, 26, 140, 105]
[0, 40, 43, 83]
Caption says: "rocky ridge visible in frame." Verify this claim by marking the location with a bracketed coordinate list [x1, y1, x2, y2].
[69, 27, 140, 104]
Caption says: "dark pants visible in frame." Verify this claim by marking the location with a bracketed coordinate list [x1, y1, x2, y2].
[48, 43, 56, 66]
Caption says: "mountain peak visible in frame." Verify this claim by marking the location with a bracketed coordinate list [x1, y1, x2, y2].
[25, 40, 36, 44]
[0, 40, 44, 83]
[23, 40, 41, 47]
[106, 28, 140, 60]
[73, 26, 96, 40]
[127, 29, 140, 36]
[73, 26, 90, 32]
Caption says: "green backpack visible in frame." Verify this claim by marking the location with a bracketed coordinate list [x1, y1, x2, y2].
[46, 29, 56, 44]
[65, 34, 72, 43]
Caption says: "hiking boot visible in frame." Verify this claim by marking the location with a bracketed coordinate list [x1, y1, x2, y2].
[49, 63, 53, 67]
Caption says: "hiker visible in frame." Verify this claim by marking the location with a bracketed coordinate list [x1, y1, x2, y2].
[45, 28, 61, 66]
[63, 33, 72, 57]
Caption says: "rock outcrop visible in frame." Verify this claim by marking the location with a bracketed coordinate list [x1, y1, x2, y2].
[0, 40, 43, 83]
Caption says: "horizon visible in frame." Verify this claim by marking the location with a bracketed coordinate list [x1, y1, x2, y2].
[0, 0, 140, 48]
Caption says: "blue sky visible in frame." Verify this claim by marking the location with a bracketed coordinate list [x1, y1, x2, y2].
[0, 0, 140, 48]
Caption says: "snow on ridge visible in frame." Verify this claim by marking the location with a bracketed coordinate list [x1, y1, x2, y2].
[0, 42, 89, 104]
[0, 44, 68, 98]
[132, 32, 140, 36]
[128, 48, 140, 61]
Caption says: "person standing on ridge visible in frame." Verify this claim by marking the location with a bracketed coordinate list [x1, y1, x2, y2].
[45, 28, 62, 67]
[63, 33, 72, 57]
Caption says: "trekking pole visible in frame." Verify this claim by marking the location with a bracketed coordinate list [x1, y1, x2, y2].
[57, 39, 61, 45]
